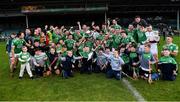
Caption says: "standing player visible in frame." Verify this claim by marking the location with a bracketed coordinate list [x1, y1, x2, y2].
[11, 32, 30, 76]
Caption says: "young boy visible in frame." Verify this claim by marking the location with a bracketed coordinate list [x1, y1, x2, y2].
[33, 48, 48, 77]
[79, 46, 92, 74]
[158, 49, 177, 81]
[18, 46, 33, 79]
[46, 47, 60, 76]
[103, 50, 125, 80]
[59, 51, 82, 78]
[162, 36, 178, 58]
[120, 45, 130, 77]
[128, 44, 140, 79]
[139, 43, 155, 83]
[95, 48, 107, 73]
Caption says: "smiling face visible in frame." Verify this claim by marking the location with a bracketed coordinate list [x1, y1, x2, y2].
[22, 46, 27, 52]
[121, 32, 127, 38]
[113, 51, 119, 58]
[67, 51, 73, 57]
[128, 24, 134, 30]
[11, 34, 16, 38]
[166, 37, 173, 44]
[50, 48, 55, 54]
[147, 26, 152, 32]
[82, 24, 87, 31]
[34, 41, 39, 47]
[105, 48, 110, 54]
[112, 19, 117, 25]
[19, 32, 24, 39]
[163, 50, 170, 56]
[144, 45, 150, 53]
[68, 35, 73, 39]
[130, 46, 136, 52]
[135, 17, 141, 23]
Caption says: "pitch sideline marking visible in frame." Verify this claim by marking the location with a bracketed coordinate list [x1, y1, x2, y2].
[122, 78, 146, 102]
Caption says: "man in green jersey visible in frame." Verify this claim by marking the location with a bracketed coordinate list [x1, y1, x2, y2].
[162, 36, 178, 58]
[64, 34, 76, 51]
[11, 32, 30, 75]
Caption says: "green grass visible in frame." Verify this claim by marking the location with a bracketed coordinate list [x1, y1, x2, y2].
[0, 42, 135, 101]
[128, 36, 180, 101]
[0, 36, 179, 101]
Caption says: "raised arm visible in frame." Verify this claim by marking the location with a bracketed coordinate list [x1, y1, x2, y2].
[77, 21, 82, 31]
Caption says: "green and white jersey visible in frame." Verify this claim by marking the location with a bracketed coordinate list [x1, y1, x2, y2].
[56, 45, 62, 54]
[135, 29, 147, 44]
[12, 38, 26, 54]
[111, 24, 121, 30]
[104, 39, 113, 48]
[78, 43, 85, 53]
[85, 41, 93, 49]
[18, 52, 31, 63]
[64, 39, 76, 50]
[61, 51, 67, 57]
[162, 43, 179, 53]
[73, 32, 82, 41]
[125, 29, 135, 38]
[129, 52, 139, 63]
[79, 51, 89, 58]
[95, 45, 103, 52]
[33, 35, 40, 42]
[96, 34, 104, 40]
[112, 34, 121, 48]
[34, 52, 47, 66]
[60, 34, 67, 41]
[52, 32, 60, 44]
[120, 53, 130, 64]
[120, 36, 135, 45]
[159, 56, 177, 64]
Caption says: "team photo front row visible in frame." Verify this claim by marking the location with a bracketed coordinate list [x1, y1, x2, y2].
[6, 19, 179, 84]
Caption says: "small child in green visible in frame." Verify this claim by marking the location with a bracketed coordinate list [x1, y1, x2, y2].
[18, 46, 33, 79]
[158, 49, 177, 81]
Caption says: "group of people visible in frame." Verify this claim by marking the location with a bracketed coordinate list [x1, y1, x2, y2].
[6, 16, 179, 83]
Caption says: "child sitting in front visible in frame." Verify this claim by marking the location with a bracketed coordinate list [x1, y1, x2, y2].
[96, 48, 108, 73]
[79, 46, 92, 74]
[18, 46, 33, 79]
[59, 51, 82, 79]
[46, 47, 60, 76]
[158, 49, 177, 81]
[33, 48, 48, 77]
[103, 50, 124, 80]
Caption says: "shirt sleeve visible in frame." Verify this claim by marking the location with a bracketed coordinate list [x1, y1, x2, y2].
[119, 57, 125, 65]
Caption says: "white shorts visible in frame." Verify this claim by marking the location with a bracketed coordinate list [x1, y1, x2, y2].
[150, 43, 158, 55]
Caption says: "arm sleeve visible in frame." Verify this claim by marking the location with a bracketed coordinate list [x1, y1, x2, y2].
[73, 56, 82, 60]
[32, 57, 39, 66]
[119, 57, 125, 65]
[102, 53, 111, 59]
